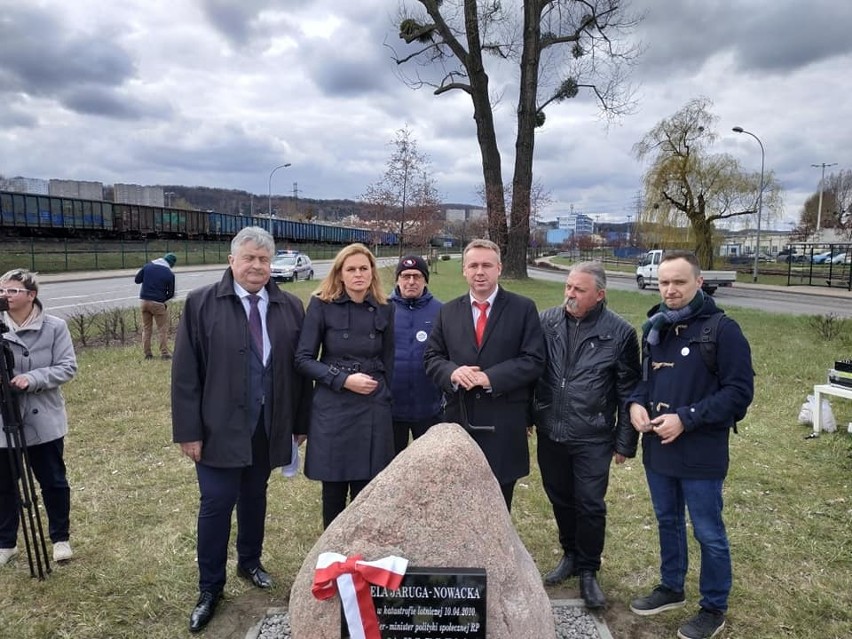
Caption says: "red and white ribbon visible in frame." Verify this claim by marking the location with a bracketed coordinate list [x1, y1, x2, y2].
[312, 552, 409, 639]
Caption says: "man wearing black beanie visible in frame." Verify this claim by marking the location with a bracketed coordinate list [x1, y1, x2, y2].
[390, 255, 442, 454]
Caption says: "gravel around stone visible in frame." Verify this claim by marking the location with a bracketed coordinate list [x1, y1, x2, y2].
[248, 600, 612, 639]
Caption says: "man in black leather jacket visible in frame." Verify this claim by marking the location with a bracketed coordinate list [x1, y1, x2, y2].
[534, 261, 640, 609]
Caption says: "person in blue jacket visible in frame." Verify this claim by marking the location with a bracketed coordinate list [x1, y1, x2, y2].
[135, 252, 176, 359]
[390, 255, 443, 455]
[627, 251, 754, 639]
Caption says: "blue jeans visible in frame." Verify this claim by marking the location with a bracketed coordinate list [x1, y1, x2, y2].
[645, 468, 731, 612]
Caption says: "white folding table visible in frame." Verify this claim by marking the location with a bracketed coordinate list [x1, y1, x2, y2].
[812, 383, 852, 436]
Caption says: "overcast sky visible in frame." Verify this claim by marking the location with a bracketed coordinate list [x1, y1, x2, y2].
[1, 0, 850, 229]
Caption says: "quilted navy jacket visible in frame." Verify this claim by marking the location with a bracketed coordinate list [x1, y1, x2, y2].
[390, 287, 443, 422]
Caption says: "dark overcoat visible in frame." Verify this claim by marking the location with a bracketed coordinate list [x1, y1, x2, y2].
[171, 269, 309, 468]
[628, 296, 754, 479]
[295, 293, 395, 482]
[423, 286, 546, 484]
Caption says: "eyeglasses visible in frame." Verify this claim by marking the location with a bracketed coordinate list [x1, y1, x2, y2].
[0, 287, 29, 296]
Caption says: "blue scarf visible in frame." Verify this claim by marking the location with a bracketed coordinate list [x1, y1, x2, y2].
[642, 290, 705, 345]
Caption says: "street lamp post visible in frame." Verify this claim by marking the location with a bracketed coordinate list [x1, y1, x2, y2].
[267, 163, 292, 217]
[733, 126, 765, 282]
[811, 162, 837, 235]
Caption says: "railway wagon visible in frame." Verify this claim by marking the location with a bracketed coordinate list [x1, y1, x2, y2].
[2, 190, 398, 246]
[114, 203, 208, 238]
[0, 190, 114, 234]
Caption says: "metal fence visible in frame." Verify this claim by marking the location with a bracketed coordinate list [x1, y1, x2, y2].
[0, 238, 423, 275]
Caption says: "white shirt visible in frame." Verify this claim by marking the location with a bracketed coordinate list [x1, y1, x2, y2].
[468, 288, 498, 325]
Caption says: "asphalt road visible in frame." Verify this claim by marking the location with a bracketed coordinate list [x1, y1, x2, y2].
[36, 258, 397, 319]
[530, 267, 852, 317]
[32, 261, 852, 319]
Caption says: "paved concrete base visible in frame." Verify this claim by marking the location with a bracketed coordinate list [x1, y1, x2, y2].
[246, 599, 614, 639]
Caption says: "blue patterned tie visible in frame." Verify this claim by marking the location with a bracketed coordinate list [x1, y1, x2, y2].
[247, 294, 263, 355]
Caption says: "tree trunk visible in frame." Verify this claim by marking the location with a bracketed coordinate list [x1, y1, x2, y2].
[505, 0, 543, 279]
[691, 197, 715, 269]
[464, 0, 508, 253]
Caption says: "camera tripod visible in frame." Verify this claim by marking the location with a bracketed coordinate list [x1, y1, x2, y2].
[0, 312, 51, 579]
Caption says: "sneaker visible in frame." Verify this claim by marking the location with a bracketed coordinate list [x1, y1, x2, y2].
[630, 584, 686, 616]
[677, 608, 726, 639]
[0, 546, 18, 565]
[53, 541, 73, 562]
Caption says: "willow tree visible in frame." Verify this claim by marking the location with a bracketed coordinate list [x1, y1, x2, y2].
[395, 0, 640, 277]
[633, 97, 781, 269]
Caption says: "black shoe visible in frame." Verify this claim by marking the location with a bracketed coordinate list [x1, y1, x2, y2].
[237, 564, 273, 589]
[144, 354, 153, 360]
[579, 570, 606, 609]
[189, 591, 220, 633]
[161, 353, 172, 360]
[677, 608, 726, 639]
[630, 584, 686, 616]
[543, 553, 577, 586]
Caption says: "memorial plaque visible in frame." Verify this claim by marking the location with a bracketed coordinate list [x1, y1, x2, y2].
[341, 567, 486, 639]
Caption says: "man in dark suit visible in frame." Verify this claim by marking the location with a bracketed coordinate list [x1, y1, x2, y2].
[424, 239, 545, 510]
[171, 226, 309, 633]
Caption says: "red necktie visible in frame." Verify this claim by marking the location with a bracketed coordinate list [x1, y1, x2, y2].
[473, 301, 489, 347]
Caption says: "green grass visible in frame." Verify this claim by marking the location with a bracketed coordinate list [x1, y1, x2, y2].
[0, 267, 850, 638]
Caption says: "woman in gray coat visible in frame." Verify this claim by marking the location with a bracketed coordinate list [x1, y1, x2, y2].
[295, 244, 394, 528]
[0, 269, 78, 565]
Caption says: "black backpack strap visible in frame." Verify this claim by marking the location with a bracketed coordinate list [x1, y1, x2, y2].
[690, 312, 726, 375]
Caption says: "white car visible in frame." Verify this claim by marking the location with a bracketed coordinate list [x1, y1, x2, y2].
[271, 253, 313, 282]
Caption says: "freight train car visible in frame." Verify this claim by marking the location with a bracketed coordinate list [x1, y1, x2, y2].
[115, 203, 208, 238]
[0, 190, 114, 234]
[1, 190, 398, 246]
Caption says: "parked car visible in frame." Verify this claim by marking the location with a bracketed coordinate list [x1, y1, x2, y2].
[811, 251, 834, 264]
[830, 252, 849, 264]
[271, 253, 313, 282]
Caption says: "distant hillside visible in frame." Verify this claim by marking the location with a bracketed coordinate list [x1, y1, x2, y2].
[156, 185, 479, 224]
[156, 185, 366, 221]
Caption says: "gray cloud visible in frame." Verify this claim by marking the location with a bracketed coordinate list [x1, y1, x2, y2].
[636, 1, 852, 79]
[0, 6, 137, 120]
[0, 0, 849, 226]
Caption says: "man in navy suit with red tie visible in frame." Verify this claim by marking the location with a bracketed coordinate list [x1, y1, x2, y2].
[424, 239, 545, 510]
[171, 226, 309, 633]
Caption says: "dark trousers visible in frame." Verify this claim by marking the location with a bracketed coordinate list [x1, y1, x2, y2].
[500, 481, 516, 512]
[537, 436, 613, 572]
[0, 438, 70, 547]
[392, 416, 439, 456]
[321, 480, 369, 529]
[195, 425, 271, 594]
